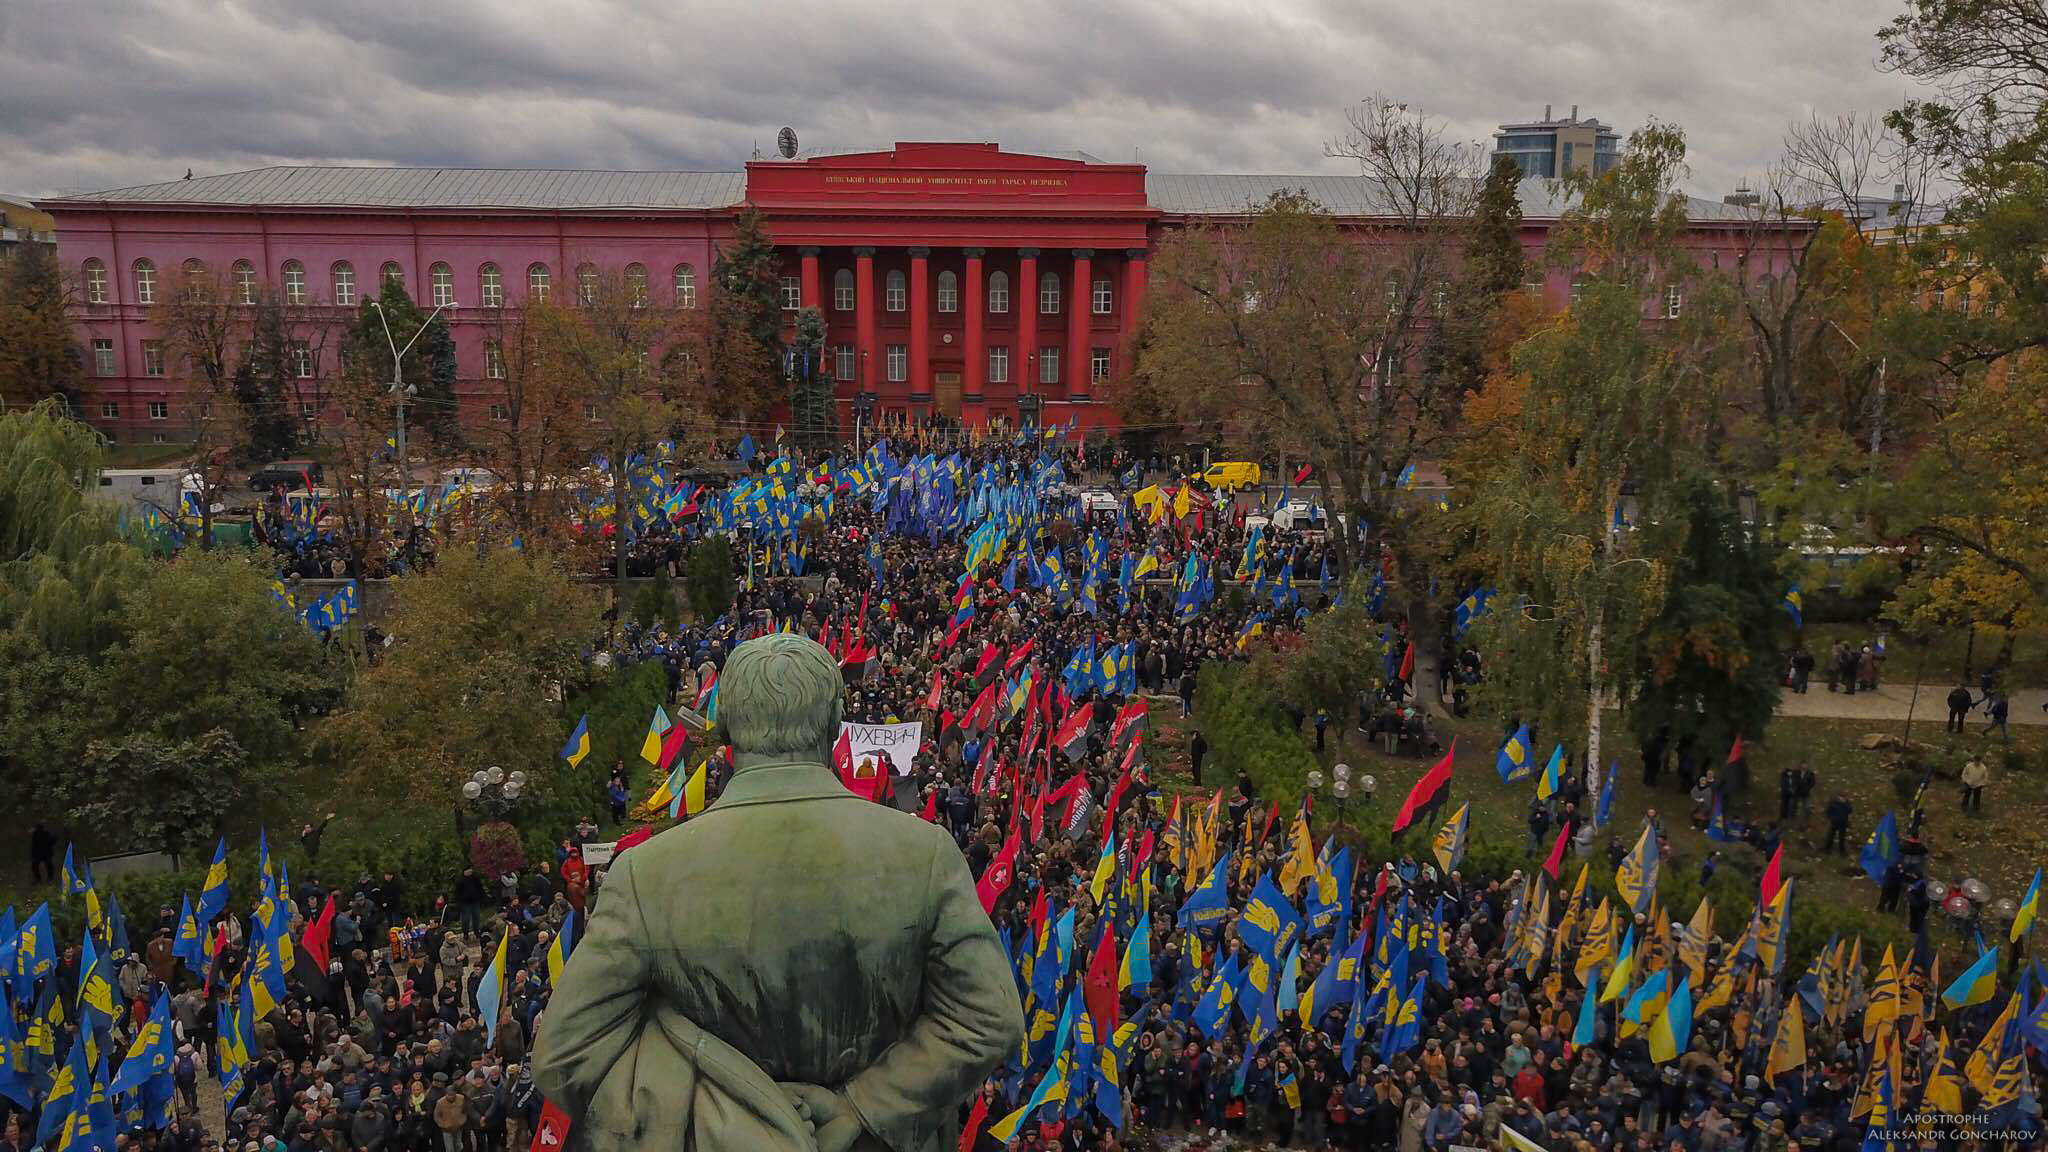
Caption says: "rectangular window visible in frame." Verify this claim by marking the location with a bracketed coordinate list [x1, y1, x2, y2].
[834, 278, 854, 313]
[988, 277, 1009, 314]
[1569, 280, 1584, 307]
[100, 401, 119, 419]
[85, 264, 108, 304]
[490, 404, 509, 422]
[291, 343, 313, 379]
[234, 265, 257, 305]
[92, 338, 115, 376]
[135, 266, 155, 305]
[335, 266, 357, 307]
[141, 340, 165, 377]
[301, 404, 316, 420]
[1091, 348, 1111, 383]
[1040, 278, 1060, 315]
[885, 278, 907, 312]
[151, 432, 167, 444]
[780, 276, 801, 311]
[1664, 285, 1682, 320]
[834, 344, 855, 381]
[284, 265, 306, 306]
[988, 345, 1009, 384]
[148, 400, 168, 421]
[585, 404, 601, 422]
[1092, 278, 1112, 315]
[484, 341, 505, 379]
[480, 268, 502, 308]
[886, 344, 906, 383]
[937, 276, 959, 313]
[1039, 346, 1060, 384]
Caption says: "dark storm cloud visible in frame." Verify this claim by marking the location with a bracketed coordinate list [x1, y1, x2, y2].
[0, 0, 1920, 200]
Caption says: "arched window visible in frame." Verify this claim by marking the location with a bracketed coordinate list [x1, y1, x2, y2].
[936, 270, 958, 313]
[179, 259, 208, 304]
[132, 259, 156, 304]
[832, 268, 854, 312]
[82, 258, 108, 304]
[332, 262, 356, 308]
[1038, 271, 1060, 314]
[282, 260, 306, 306]
[674, 263, 696, 309]
[430, 262, 454, 308]
[625, 263, 648, 303]
[231, 260, 257, 305]
[479, 263, 502, 308]
[528, 263, 551, 303]
[576, 263, 598, 306]
[381, 262, 405, 289]
[884, 269, 907, 312]
[987, 270, 1009, 314]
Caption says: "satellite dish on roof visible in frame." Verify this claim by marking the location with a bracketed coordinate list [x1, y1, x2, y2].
[777, 127, 799, 159]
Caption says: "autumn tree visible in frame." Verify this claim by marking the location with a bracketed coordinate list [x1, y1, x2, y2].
[150, 263, 244, 548]
[0, 245, 85, 411]
[1427, 153, 1526, 404]
[787, 307, 834, 449]
[470, 299, 594, 548]
[234, 292, 309, 463]
[320, 547, 603, 805]
[528, 268, 695, 597]
[705, 206, 784, 421]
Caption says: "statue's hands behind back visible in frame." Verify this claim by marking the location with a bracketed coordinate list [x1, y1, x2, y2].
[783, 1083, 862, 1152]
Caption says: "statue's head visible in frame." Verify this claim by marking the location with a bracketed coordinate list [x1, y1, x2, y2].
[721, 634, 844, 767]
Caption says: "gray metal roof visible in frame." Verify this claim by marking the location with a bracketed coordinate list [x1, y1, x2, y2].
[57, 166, 748, 210]
[1146, 173, 1762, 222]
[55, 164, 1765, 224]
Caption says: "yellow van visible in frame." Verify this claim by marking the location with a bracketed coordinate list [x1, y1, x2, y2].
[1193, 461, 1262, 493]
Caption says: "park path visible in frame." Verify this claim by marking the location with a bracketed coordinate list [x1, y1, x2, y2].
[1773, 683, 2048, 726]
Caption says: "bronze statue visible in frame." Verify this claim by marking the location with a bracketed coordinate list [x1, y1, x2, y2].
[532, 634, 1023, 1152]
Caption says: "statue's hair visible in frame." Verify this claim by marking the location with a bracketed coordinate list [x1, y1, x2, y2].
[721, 634, 845, 759]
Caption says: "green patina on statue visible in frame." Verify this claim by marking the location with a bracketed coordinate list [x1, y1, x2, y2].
[531, 634, 1023, 1152]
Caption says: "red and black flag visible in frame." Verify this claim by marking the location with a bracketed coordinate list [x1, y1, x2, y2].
[294, 893, 337, 1004]
[1392, 738, 1456, 837]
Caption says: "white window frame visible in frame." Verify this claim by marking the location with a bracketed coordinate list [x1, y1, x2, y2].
[133, 260, 156, 305]
[233, 261, 257, 305]
[626, 263, 648, 304]
[100, 401, 119, 419]
[884, 271, 907, 312]
[484, 341, 505, 379]
[937, 271, 959, 313]
[987, 271, 1009, 314]
[675, 264, 697, 309]
[382, 262, 405, 290]
[886, 343, 907, 382]
[833, 269, 854, 312]
[529, 264, 551, 303]
[431, 264, 455, 308]
[1092, 278, 1112, 315]
[834, 344, 855, 381]
[989, 345, 1009, 384]
[577, 264, 597, 306]
[585, 404, 601, 423]
[780, 275, 802, 311]
[92, 339, 115, 376]
[283, 262, 306, 306]
[141, 340, 165, 377]
[490, 403, 509, 422]
[1091, 348, 1111, 383]
[83, 260, 108, 304]
[148, 401, 169, 421]
[333, 263, 356, 308]
[1039, 345, 1060, 384]
[1664, 284, 1682, 319]
[291, 343, 314, 379]
[1039, 272, 1061, 315]
[480, 264, 502, 308]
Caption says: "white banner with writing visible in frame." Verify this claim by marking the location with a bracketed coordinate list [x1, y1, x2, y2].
[842, 721, 923, 777]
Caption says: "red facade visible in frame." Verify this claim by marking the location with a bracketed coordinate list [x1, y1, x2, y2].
[39, 142, 1796, 442]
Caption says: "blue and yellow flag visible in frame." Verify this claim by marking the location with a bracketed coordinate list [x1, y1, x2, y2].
[63, 845, 92, 898]
[1616, 825, 1660, 914]
[1537, 744, 1565, 800]
[1377, 975, 1426, 1060]
[477, 927, 510, 1045]
[1942, 943, 2000, 1009]
[108, 991, 174, 1096]
[1860, 810, 1899, 885]
[560, 714, 592, 769]
[14, 902, 54, 995]
[197, 839, 230, 926]
[547, 908, 576, 985]
[1496, 724, 1532, 783]
[1783, 584, 1803, 629]
[639, 705, 671, 765]
[1648, 976, 1692, 1063]
[76, 931, 115, 1027]
[37, 1024, 87, 1147]
[1600, 925, 1638, 1003]
[1240, 872, 1304, 963]
[1118, 909, 1150, 993]
[1177, 853, 1233, 929]
[2012, 869, 2041, 943]
[172, 895, 206, 974]
[0, 974, 26, 1110]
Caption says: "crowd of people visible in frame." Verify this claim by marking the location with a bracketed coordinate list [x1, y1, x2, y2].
[9, 428, 2042, 1152]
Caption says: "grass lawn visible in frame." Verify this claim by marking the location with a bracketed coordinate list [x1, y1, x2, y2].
[1803, 619, 2048, 689]
[1149, 700, 2046, 971]
[104, 441, 196, 469]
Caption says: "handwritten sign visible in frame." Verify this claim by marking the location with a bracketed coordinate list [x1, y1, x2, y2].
[842, 721, 924, 777]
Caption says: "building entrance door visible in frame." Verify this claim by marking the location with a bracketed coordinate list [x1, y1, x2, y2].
[933, 372, 963, 419]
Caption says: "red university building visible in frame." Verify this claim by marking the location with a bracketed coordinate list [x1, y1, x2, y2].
[39, 141, 1792, 442]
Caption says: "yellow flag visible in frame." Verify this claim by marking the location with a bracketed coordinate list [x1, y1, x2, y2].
[1679, 897, 1712, 985]
[1091, 834, 1118, 904]
[1574, 899, 1615, 988]
[1864, 946, 1900, 1042]
[1765, 999, 1805, 1079]
[1923, 1029, 1963, 1114]
[1277, 814, 1316, 894]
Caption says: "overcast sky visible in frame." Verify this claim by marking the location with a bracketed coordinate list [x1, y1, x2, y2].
[0, 0, 1925, 202]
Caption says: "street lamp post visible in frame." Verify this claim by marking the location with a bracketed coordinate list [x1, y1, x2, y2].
[1332, 762, 1353, 823]
[368, 298, 456, 515]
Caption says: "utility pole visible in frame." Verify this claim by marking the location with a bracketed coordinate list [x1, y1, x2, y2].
[369, 298, 455, 516]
